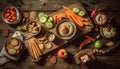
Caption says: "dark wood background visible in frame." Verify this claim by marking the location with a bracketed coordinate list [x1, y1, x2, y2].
[0, 0, 120, 69]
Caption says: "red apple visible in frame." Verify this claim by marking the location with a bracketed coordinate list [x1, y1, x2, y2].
[57, 49, 68, 59]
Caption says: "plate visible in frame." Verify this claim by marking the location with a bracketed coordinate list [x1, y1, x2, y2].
[56, 19, 77, 40]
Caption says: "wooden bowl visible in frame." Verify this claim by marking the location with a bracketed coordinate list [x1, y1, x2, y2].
[26, 21, 41, 35]
[5, 38, 23, 56]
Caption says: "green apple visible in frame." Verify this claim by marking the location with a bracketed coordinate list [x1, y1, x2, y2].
[94, 40, 103, 49]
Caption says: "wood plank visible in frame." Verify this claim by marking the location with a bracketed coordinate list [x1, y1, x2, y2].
[20, 0, 78, 11]
[81, 0, 120, 12]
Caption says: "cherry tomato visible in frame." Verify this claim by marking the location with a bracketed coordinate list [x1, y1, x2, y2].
[6, 9, 10, 13]
[9, 19, 13, 22]
[12, 16, 16, 20]
[11, 12, 16, 16]
[5, 13, 10, 17]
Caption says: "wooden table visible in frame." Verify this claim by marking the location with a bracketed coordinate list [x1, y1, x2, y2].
[0, 0, 120, 69]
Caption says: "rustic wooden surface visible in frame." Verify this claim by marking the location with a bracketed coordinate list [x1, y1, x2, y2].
[0, 0, 120, 69]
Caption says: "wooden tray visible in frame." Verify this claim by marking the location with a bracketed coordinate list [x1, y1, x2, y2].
[24, 2, 93, 55]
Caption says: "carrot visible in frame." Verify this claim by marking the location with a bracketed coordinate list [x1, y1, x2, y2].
[54, 13, 67, 18]
[79, 39, 92, 49]
[65, 11, 73, 21]
[66, 10, 83, 27]
[32, 38, 42, 56]
[28, 40, 34, 59]
[63, 6, 84, 27]
[32, 44, 39, 60]
[54, 13, 66, 17]
[53, 13, 68, 24]
[53, 16, 57, 23]
[83, 22, 90, 26]
[85, 35, 94, 41]
[63, 6, 90, 27]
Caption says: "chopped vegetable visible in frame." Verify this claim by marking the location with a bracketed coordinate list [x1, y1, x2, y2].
[62, 6, 90, 27]
[47, 17, 53, 22]
[39, 16, 47, 23]
[73, 7, 80, 13]
[45, 22, 53, 29]
[28, 38, 42, 61]
[38, 12, 45, 18]
[78, 11, 86, 17]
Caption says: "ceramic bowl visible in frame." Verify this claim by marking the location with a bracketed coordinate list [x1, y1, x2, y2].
[56, 19, 77, 40]
[5, 38, 23, 56]
[2, 6, 21, 24]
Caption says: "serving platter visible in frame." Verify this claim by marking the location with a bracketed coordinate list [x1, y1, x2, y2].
[24, 2, 93, 55]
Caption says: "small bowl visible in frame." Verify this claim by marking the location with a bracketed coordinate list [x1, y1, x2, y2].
[2, 6, 21, 24]
[56, 19, 77, 40]
[93, 12, 107, 26]
[26, 21, 41, 35]
[5, 38, 23, 56]
[46, 32, 56, 42]
[100, 25, 116, 39]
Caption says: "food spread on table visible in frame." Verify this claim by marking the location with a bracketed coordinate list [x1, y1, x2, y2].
[0, 2, 120, 65]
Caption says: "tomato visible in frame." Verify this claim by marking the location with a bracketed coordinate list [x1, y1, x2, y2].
[5, 13, 10, 17]
[7, 18, 10, 22]
[9, 19, 13, 22]
[11, 12, 16, 16]
[8, 16, 11, 19]
[12, 16, 16, 20]
[6, 9, 10, 13]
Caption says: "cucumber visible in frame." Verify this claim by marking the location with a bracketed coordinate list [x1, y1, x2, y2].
[45, 22, 53, 29]
[38, 12, 45, 18]
[44, 14, 49, 18]
[39, 16, 47, 23]
[47, 17, 53, 22]
[78, 11, 86, 17]
[73, 7, 80, 13]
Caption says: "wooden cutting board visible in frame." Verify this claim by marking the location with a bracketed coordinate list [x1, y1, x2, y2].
[25, 2, 94, 55]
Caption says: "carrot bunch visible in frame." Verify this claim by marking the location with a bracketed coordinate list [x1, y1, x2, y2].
[53, 6, 90, 27]
[53, 13, 68, 23]
[79, 35, 94, 49]
[28, 38, 42, 62]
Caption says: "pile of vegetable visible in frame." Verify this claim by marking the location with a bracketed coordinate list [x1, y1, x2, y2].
[3, 7, 17, 23]
[53, 6, 90, 27]
[38, 12, 54, 29]
[28, 38, 42, 62]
